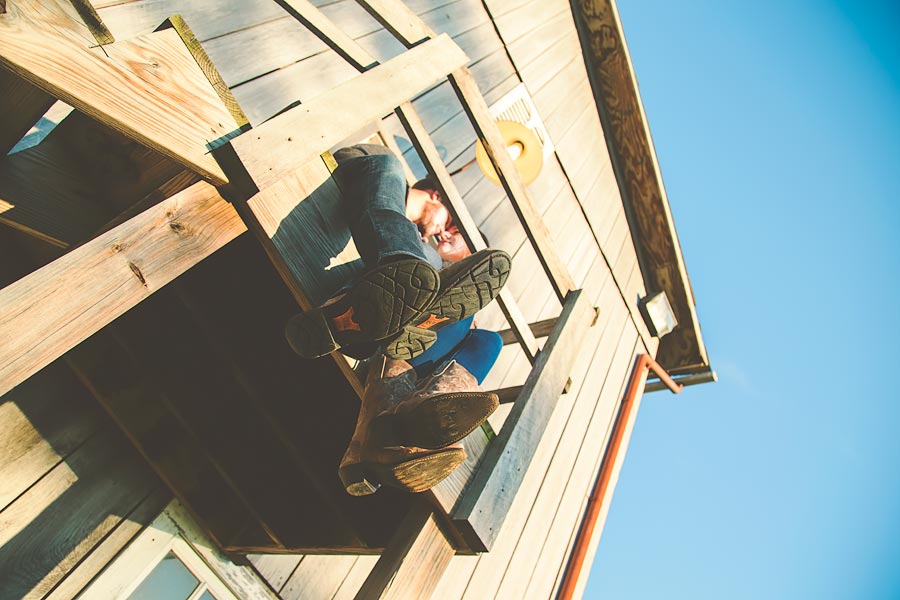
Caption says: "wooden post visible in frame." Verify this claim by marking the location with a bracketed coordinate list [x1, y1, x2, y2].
[354, 504, 455, 600]
[452, 290, 596, 551]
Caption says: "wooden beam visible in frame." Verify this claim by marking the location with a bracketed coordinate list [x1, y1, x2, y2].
[354, 504, 454, 600]
[452, 289, 596, 551]
[394, 101, 540, 361]
[498, 316, 558, 345]
[273, 0, 378, 71]
[0, 181, 245, 397]
[0, 67, 56, 155]
[155, 14, 249, 129]
[0, 0, 241, 183]
[353, 0, 435, 48]
[571, 0, 709, 372]
[68, 0, 114, 45]
[449, 67, 575, 302]
[213, 33, 468, 198]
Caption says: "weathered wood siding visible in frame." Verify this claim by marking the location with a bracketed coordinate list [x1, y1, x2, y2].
[0, 345, 168, 600]
[0, 0, 663, 596]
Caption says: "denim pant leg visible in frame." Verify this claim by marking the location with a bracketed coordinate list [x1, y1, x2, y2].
[333, 153, 428, 269]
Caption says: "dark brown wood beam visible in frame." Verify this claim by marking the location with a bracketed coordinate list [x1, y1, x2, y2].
[570, 0, 709, 373]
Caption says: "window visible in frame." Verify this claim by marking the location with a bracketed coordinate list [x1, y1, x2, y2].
[79, 501, 273, 600]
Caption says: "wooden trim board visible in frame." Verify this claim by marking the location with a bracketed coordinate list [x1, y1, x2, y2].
[452, 289, 596, 551]
[0, 0, 241, 183]
[0, 181, 245, 397]
[213, 33, 469, 198]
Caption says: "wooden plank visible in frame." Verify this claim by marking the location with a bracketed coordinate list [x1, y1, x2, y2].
[433, 271, 618, 600]
[394, 100, 540, 361]
[66, 329, 270, 551]
[214, 33, 469, 197]
[354, 504, 454, 600]
[0, 181, 245, 398]
[452, 289, 596, 551]
[0, 139, 108, 248]
[275, 0, 378, 70]
[45, 487, 171, 600]
[333, 556, 379, 600]
[155, 14, 249, 128]
[0, 67, 56, 155]
[450, 67, 575, 302]
[0, 429, 157, 600]
[249, 554, 302, 593]
[498, 323, 638, 599]
[68, 0, 114, 45]
[354, 0, 435, 48]
[0, 1, 241, 183]
[526, 340, 642, 600]
[281, 555, 359, 600]
[0, 361, 100, 511]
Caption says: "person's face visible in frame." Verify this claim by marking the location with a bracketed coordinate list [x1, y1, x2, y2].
[416, 193, 451, 239]
[437, 226, 471, 263]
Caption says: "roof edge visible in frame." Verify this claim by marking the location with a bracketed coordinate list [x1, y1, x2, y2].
[570, 0, 709, 373]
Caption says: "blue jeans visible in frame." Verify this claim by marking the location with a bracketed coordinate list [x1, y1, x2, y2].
[333, 145, 441, 270]
[408, 317, 503, 384]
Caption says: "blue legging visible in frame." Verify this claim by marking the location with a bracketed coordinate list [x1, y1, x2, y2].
[408, 317, 503, 384]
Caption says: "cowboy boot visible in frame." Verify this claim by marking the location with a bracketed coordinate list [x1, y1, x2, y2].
[338, 355, 466, 496]
[285, 258, 439, 359]
[369, 359, 499, 450]
[383, 248, 511, 360]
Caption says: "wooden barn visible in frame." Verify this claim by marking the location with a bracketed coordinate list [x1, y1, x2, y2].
[0, 0, 713, 598]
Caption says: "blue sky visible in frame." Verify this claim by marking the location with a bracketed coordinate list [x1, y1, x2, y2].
[586, 1, 900, 598]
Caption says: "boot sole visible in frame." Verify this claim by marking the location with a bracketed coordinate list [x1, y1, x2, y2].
[369, 392, 500, 450]
[338, 448, 466, 495]
[425, 249, 511, 325]
[286, 259, 439, 359]
[381, 249, 511, 361]
[383, 325, 437, 360]
[372, 447, 467, 493]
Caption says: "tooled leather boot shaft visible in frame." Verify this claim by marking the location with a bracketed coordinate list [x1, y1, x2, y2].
[410, 359, 480, 398]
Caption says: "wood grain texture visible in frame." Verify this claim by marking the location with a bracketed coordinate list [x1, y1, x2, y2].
[44, 487, 170, 600]
[0, 181, 245, 397]
[572, 0, 708, 373]
[0, 1, 240, 183]
[275, 0, 378, 71]
[68, 0, 114, 44]
[450, 66, 575, 302]
[216, 33, 469, 196]
[0, 361, 100, 511]
[452, 289, 596, 551]
[0, 138, 108, 248]
[0, 66, 55, 155]
[155, 14, 249, 128]
[354, 0, 435, 47]
[0, 429, 157, 600]
[354, 504, 454, 600]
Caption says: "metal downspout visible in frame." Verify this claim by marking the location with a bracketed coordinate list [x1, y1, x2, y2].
[557, 354, 682, 600]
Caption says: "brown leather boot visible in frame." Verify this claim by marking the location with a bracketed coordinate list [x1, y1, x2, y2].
[338, 356, 466, 496]
[369, 360, 499, 450]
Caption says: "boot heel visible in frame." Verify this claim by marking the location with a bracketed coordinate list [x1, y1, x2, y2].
[338, 463, 381, 496]
[285, 309, 339, 359]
